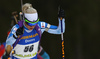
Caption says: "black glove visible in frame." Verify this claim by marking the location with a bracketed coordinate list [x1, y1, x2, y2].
[16, 26, 24, 36]
[13, 26, 23, 39]
[2, 51, 10, 59]
[58, 8, 65, 18]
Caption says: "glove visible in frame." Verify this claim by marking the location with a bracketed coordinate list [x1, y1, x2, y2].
[58, 8, 65, 18]
[16, 26, 24, 36]
[2, 51, 10, 59]
[13, 26, 23, 39]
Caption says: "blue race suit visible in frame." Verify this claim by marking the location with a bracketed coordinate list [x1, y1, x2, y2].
[6, 18, 65, 59]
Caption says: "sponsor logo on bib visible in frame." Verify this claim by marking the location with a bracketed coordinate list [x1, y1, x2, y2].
[25, 39, 35, 43]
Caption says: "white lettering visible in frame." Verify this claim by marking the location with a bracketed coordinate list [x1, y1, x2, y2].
[25, 39, 35, 43]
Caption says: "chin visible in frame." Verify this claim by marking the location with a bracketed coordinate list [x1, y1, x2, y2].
[29, 28, 34, 30]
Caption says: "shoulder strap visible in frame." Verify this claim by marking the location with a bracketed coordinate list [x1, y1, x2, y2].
[18, 20, 24, 27]
[35, 24, 41, 40]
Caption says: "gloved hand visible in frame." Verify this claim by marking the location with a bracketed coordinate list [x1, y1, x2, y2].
[13, 26, 24, 39]
[58, 8, 65, 18]
[16, 26, 24, 36]
[2, 51, 10, 59]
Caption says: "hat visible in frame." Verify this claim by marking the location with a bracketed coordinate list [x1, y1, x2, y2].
[22, 3, 39, 26]
[24, 13, 39, 26]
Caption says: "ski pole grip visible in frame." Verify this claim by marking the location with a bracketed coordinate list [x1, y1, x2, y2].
[60, 17, 63, 20]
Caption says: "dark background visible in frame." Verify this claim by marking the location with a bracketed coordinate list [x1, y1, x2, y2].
[0, 0, 100, 59]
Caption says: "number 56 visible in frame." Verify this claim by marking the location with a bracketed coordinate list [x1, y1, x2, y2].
[24, 45, 34, 52]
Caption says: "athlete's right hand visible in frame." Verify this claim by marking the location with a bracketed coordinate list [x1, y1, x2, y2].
[16, 26, 24, 36]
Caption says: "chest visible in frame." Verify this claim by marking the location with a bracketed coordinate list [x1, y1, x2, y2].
[18, 29, 40, 45]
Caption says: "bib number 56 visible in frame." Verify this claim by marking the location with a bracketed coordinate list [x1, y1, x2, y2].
[24, 45, 34, 52]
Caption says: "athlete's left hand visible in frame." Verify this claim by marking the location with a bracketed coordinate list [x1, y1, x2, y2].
[58, 8, 65, 18]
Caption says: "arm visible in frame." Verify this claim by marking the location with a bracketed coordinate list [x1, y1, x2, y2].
[47, 18, 65, 34]
[39, 8, 65, 34]
[6, 24, 19, 55]
[38, 18, 65, 34]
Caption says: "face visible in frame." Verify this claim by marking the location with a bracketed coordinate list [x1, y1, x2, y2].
[25, 22, 36, 30]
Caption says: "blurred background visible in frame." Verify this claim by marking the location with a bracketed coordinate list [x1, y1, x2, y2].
[0, 0, 100, 59]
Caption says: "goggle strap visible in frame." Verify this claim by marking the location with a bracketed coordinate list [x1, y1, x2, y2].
[25, 18, 39, 24]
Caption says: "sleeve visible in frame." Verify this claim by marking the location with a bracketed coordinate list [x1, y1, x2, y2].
[6, 24, 19, 47]
[39, 18, 65, 34]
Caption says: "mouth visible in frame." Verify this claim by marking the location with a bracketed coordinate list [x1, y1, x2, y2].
[30, 28, 34, 30]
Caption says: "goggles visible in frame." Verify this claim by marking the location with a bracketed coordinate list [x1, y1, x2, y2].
[25, 18, 39, 26]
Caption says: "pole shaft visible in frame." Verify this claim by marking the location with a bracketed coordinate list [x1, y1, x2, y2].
[14, 16, 18, 24]
[60, 18, 65, 59]
[21, 0, 23, 12]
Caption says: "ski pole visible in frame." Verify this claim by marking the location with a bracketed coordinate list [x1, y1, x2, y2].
[21, 0, 23, 12]
[58, 6, 65, 59]
[19, 0, 23, 20]
[14, 16, 18, 24]
[12, 11, 18, 24]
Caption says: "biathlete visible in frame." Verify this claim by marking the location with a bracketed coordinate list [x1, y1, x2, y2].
[6, 3, 65, 59]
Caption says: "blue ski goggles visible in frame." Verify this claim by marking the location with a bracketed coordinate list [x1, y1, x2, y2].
[25, 18, 39, 26]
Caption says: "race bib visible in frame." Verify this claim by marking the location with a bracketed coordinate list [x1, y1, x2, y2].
[13, 41, 39, 59]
